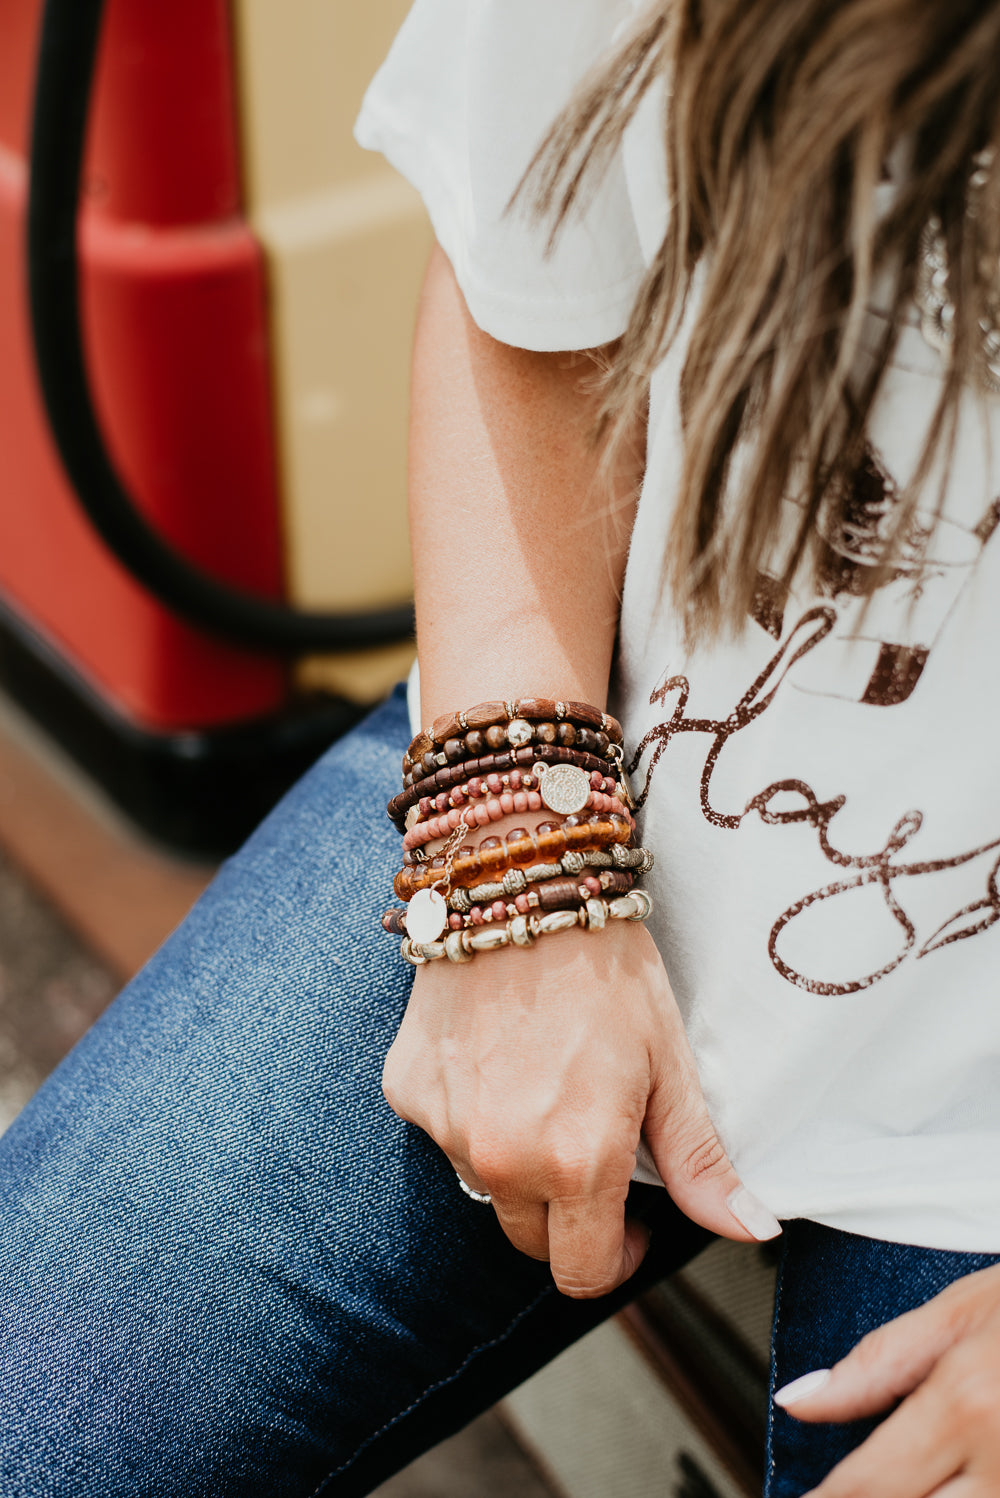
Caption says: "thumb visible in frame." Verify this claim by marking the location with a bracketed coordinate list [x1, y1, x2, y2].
[774, 1290, 970, 1423]
[644, 1070, 781, 1244]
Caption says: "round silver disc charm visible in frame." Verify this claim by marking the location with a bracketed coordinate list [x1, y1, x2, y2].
[537, 762, 590, 815]
[406, 887, 449, 944]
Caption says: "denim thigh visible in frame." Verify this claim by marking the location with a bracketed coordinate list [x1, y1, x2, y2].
[767, 1219, 1000, 1496]
[0, 685, 709, 1498]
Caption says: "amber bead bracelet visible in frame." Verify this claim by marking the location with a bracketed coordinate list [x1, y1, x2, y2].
[393, 816, 633, 900]
[403, 698, 624, 778]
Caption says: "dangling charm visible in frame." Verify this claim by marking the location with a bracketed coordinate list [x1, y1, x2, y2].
[607, 743, 637, 811]
[406, 887, 449, 944]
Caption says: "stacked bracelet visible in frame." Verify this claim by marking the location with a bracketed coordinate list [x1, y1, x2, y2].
[387, 744, 618, 830]
[401, 890, 653, 967]
[394, 816, 634, 898]
[387, 696, 649, 964]
[403, 698, 624, 779]
[382, 868, 636, 937]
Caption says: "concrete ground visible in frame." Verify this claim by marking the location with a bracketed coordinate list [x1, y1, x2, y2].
[0, 845, 554, 1496]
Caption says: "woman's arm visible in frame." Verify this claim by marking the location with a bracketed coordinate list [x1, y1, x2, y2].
[409, 242, 633, 716]
[383, 245, 781, 1300]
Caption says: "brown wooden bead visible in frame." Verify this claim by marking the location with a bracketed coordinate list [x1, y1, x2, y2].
[485, 725, 506, 750]
[467, 701, 506, 731]
[444, 738, 465, 764]
[537, 879, 583, 910]
[557, 722, 577, 747]
[593, 731, 610, 757]
[465, 730, 485, 756]
[535, 721, 557, 745]
[422, 751, 439, 774]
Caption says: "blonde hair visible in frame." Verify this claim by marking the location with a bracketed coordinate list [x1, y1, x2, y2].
[523, 0, 1000, 636]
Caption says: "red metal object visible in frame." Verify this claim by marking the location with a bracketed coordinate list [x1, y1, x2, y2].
[0, 0, 287, 730]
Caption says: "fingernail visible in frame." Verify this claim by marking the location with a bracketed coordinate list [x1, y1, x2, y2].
[726, 1186, 782, 1241]
[773, 1369, 831, 1407]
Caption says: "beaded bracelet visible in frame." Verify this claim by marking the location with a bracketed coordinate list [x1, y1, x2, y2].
[403, 786, 631, 854]
[447, 845, 655, 910]
[415, 767, 620, 823]
[404, 720, 617, 785]
[381, 869, 635, 937]
[404, 698, 624, 778]
[394, 815, 633, 898]
[387, 745, 618, 830]
[400, 890, 653, 966]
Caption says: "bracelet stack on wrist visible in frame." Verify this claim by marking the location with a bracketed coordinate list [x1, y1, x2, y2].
[384, 698, 651, 966]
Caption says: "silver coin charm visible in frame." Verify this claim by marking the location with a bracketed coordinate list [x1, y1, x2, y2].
[406, 887, 449, 944]
[537, 762, 590, 816]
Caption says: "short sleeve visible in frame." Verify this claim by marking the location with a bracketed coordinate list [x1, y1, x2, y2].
[354, 0, 647, 352]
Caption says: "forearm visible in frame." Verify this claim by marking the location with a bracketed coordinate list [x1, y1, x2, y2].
[409, 243, 643, 724]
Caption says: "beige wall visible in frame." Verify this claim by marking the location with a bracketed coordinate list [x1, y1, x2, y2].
[232, 2, 427, 701]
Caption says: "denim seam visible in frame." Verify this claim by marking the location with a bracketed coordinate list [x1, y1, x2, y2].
[764, 1248, 787, 1498]
[307, 1282, 556, 1496]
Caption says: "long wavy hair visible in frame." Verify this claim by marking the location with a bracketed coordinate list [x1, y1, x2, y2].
[522, 0, 1000, 637]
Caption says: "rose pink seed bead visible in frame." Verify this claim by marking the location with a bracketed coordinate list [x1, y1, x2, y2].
[491, 901, 507, 921]
[434, 793, 448, 814]
[450, 786, 467, 805]
[514, 893, 530, 914]
[509, 770, 522, 790]
[486, 774, 503, 795]
[499, 792, 515, 815]
[590, 771, 603, 790]
[474, 804, 490, 827]
[448, 913, 463, 930]
[526, 791, 542, 811]
[419, 797, 432, 816]
[446, 808, 460, 830]
[583, 876, 602, 896]
[488, 801, 504, 822]
[470, 907, 485, 925]
[467, 778, 482, 799]
[513, 791, 528, 813]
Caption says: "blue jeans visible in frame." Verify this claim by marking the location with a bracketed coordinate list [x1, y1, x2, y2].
[0, 686, 994, 1495]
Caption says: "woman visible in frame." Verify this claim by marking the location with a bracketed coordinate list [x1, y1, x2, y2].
[1, 1, 999, 1494]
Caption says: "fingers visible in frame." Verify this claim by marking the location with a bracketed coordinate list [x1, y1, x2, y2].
[798, 1366, 966, 1498]
[644, 1065, 780, 1244]
[775, 1282, 982, 1424]
[547, 1188, 650, 1298]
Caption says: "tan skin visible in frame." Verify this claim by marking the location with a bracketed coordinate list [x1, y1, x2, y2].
[384, 244, 1000, 1491]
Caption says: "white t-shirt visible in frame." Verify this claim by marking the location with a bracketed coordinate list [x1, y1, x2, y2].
[356, 0, 1000, 1252]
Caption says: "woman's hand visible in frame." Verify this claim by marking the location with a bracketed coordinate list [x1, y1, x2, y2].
[383, 920, 780, 1298]
[775, 1261, 1000, 1495]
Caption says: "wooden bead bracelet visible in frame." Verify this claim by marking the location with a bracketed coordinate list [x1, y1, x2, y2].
[381, 869, 635, 937]
[446, 845, 655, 910]
[403, 698, 624, 778]
[400, 890, 654, 967]
[388, 744, 619, 830]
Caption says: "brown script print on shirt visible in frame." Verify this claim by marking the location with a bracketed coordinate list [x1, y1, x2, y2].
[631, 459, 1000, 995]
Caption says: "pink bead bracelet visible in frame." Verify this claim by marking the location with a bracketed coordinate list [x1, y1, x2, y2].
[402, 787, 631, 853]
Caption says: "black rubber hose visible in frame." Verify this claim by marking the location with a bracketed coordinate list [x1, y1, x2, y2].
[27, 0, 414, 655]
